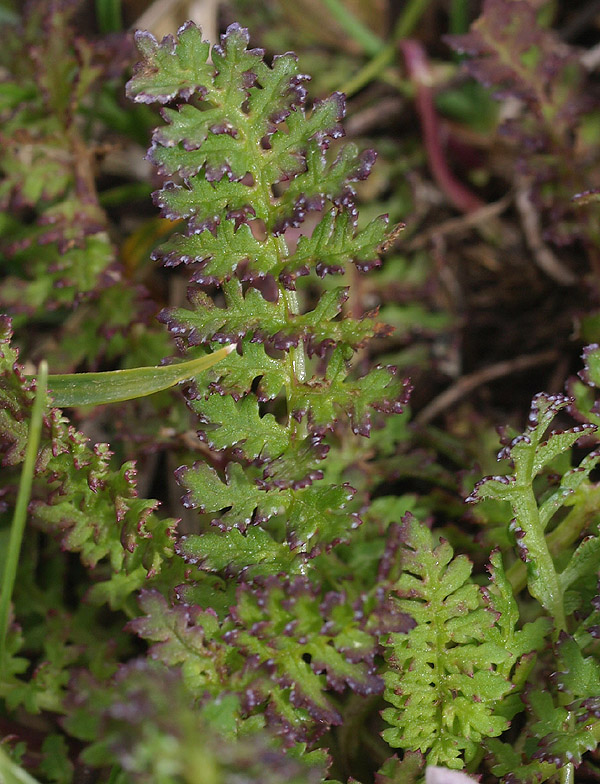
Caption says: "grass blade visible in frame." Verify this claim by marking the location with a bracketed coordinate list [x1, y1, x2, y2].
[44, 345, 235, 407]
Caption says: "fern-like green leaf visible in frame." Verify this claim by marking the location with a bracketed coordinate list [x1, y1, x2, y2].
[127, 578, 396, 743]
[381, 515, 513, 769]
[229, 577, 383, 731]
[176, 465, 359, 573]
[468, 393, 600, 631]
[127, 21, 408, 591]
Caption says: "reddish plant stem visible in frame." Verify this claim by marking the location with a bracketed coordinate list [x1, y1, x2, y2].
[400, 40, 484, 214]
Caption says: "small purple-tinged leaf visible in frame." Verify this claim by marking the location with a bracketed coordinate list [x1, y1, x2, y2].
[126, 22, 213, 104]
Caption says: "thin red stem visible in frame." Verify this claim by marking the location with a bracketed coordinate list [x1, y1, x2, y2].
[401, 40, 485, 214]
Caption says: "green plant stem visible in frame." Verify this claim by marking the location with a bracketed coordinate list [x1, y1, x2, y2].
[321, 0, 383, 57]
[95, 0, 123, 33]
[99, 182, 153, 208]
[0, 361, 47, 666]
[448, 0, 470, 35]
[282, 288, 306, 384]
[340, 47, 392, 97]
[339, 0, 430, 97]
[517, 478, 566, 634]
[394, 0, 433, 39]
[280, 266, 308, 442]
[506, 492, 598, 594]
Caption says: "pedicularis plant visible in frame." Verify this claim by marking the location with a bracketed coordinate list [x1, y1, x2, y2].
[2, 16, 600, 784]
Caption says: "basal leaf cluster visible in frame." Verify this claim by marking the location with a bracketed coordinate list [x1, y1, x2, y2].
[3, 7, 600, 784]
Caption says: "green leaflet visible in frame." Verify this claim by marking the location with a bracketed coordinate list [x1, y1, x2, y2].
[177, 463, 359, 573]
[275, 142, 376, 225]
[381, 515, 522, 769]
[127, 25, 213, 104]
[192, 393, 290, 460]
[43, 345, 234, 406]
[162, 281, 382, 357]
[487, 638, 600, 780]
[127, 580, 385, 743]
[194, 339, 288, 401]
[229, 578, 383, 728]
[289, 211, 389, 276]
[179, 526, 304, 578]
[127, 590, 231, 691]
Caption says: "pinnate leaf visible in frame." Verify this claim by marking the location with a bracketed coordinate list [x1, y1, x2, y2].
[127, 22, 213, 104]
[228, 577, 383, 731]
[128, 589, 229, 690]
[446, 0, 584, 128]
[177, 459, 361, 572]
[382, 515, 512, 768]
[293, 350, 411, 436]
[287, 210, 388, 279]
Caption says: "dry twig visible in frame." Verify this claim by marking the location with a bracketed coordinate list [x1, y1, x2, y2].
[415, 349, 558, 425]
[515, 185, 576, 285]
[406, 194, 512, 250]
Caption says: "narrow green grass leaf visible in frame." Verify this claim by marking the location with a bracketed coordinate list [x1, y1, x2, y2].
[95, 0, 123, 33]
[43, 345, 234, 407]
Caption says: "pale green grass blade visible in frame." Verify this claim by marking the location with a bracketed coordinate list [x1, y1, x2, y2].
[44, 345, 234, 407]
